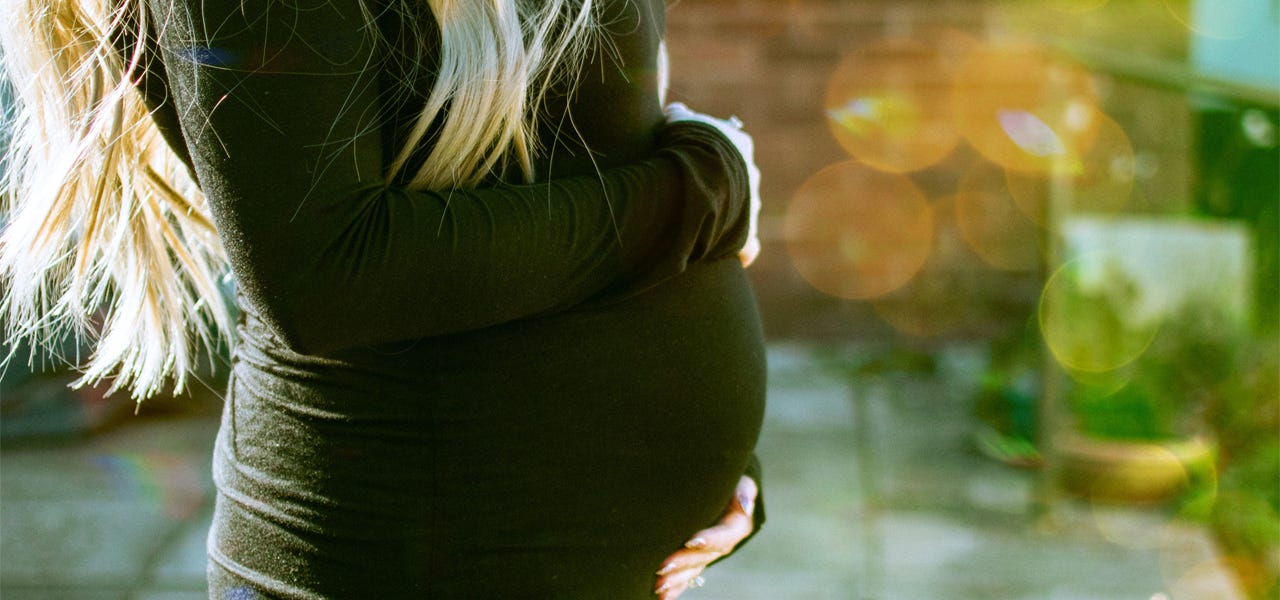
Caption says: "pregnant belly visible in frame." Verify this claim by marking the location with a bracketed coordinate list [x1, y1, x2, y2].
[214, 258, 766, 597]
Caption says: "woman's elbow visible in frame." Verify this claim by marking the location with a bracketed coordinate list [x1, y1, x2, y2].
[237, 276, 349, 356]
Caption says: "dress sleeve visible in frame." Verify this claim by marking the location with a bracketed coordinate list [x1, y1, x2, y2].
[132, 0, 748, 355]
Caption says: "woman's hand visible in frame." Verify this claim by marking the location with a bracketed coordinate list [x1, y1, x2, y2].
[663, 103, 762, 267]
[653, 475, 758, 599]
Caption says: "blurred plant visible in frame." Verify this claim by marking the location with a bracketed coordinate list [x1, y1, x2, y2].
[1063, 281, 1278, 597]
[1203, 330, 1280, 600]
[1065, 292, 1247, 441]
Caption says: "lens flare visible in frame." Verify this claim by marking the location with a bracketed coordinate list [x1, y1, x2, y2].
[1001, 170, 1049, 228]
[1039, 253, 1160, 373]
[1061, 361, 1138, 395]
[95, 452, 206, 519]
[955, 163, 1043, 272]
[1090, 501, 1178, 549]
[1160, 493, 1278, 597]
[1162, 0, 1251, 40]
[1064, 112, 1137, 214]
[998, 109, 1068, 158]
[1007, 111, 1136, 220]
[1167, 557, 1264, 600]
[952, 42, 1100, 174]
[785, 161, 934, 300]
[825, 38, 960, 173]
[871, 195, 1020, 338]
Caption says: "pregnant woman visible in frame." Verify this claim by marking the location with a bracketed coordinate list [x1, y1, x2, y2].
[1, 0, 765, 597]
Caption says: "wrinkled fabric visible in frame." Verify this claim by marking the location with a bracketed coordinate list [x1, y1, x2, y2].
[114, 0, 766, 596]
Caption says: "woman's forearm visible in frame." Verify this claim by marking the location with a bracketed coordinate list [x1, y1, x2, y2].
[127, 0, 747, 354]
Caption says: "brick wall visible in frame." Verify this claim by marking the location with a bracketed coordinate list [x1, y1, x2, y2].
[665, 0, 1023, 342]
[663, 0, 1193, 343]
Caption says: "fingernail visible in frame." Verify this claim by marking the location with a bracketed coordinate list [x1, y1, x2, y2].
[685, 537, 707, 549]
[656, 562, 677, 576]
[737, 492, 755, 517]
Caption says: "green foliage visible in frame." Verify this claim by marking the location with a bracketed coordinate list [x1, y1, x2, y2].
[1066, 298, 1247, 440]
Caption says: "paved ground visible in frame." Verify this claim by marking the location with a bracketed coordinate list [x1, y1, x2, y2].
[0, 344, 1245, 599]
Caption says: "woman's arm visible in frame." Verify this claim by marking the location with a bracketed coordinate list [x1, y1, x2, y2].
[131, 0, 748, 354]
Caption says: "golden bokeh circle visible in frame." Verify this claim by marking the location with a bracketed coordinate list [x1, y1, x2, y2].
[1038, 253, 1161, 373]
[1007, 111, 1137, 221]
[1061, 111, 1136, 215]
[825, 38, 961, 173]
[955, 163, 1044, 272]
[952, 42, 1101, 174]
[785, 161, 934, 300]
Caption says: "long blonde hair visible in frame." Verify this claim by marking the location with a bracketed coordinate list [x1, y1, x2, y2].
[0, 0, 601, 399]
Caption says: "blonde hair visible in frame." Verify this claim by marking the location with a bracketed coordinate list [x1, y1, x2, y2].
[0, 0, 601, 399]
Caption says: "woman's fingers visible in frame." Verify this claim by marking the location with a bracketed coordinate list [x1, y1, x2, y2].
[655, 565, 705, 600]
[654, 546, 722, 598]
[653, 476, 759, 597]
[657, 548, 723, 575]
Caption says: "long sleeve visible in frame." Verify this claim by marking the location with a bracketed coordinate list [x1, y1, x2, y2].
[130, 0, 748, 355]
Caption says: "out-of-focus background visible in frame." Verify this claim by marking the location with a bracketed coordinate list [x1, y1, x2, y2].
[2, 0, 1277, 599]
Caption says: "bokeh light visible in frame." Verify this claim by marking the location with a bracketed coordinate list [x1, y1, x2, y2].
[1001, 170, 1049, 228]
[1160, 490, 1279, 597]
[872, 195, 1018, 338]
[1039, 253, 1161, 373]
[785, 161, 934, 300]
[825, 38, 961, 173]
[95, 452, 205, 520]
[1090, 501, 1177, 550]
[1060, 362, 1137, 398]
[952, 42, 1101, 174]
[1167, 557, 1266, 600]
[955, 163, 1044, 272]
[1162, 0, 1251, 40]
[1006, 111, 1136, 219]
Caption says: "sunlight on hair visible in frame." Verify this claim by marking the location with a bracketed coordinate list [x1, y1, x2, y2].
[0, 0, 231, 399]
[0, 0, 604, 399]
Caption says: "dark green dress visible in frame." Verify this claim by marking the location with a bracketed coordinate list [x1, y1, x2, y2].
[116, 0, 765, 597]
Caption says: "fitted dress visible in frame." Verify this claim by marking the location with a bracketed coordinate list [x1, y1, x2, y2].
[114, 0, 767, 597]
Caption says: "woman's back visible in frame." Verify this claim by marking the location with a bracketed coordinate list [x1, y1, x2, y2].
[109, 0, 768, 596]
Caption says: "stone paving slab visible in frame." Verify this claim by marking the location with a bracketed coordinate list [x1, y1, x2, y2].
[684, 344, 1244, 600]
[146, 509, 214, 591]
[1, 413, 218, 598]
